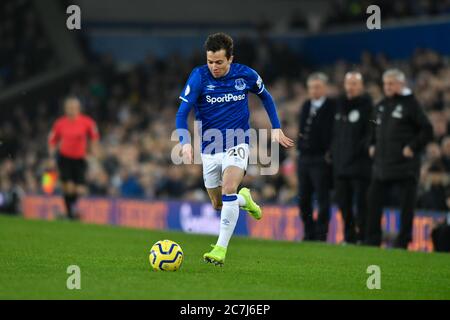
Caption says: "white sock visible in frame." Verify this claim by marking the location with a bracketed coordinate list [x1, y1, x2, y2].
[216, 194, 239, 248]
[237, 194, 246, 207]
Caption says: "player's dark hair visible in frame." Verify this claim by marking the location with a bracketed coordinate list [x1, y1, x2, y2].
[204, 33, 234, 59]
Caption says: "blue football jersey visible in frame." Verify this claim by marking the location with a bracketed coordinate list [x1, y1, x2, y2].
[179, 63, 265, 153]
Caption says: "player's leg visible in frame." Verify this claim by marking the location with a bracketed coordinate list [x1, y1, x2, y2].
[70, 158, 88, 220]
[206, 179, 261, 219]
[206, 181, 260, 219]
[72, 184, 87, 219]
[238, 186, 262, 220]
[201, 152, 228, 265]
[206, 179, 262, 216]
[203, 144, 259, 265]
[201, 152, 223, 210]
[225, 144, 261, 219]
[206, 187, 222, 210]
[57, 155, 77, 219]
[217, 165, 244, 245]
[204, 165, 244, 265]
[62, 182, 77, 218]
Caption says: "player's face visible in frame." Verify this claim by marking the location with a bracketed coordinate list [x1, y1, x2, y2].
[344, 75, 364, 99]
[65, 99, 81, 118]
[383, 76, 403, 97]
[206, 49, 233, 78]
[307, 79, 327, 100]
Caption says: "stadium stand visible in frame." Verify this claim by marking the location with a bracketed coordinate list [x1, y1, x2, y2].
[0, 0, 57, 90]
[1, 47, 450, 211]
[325, 0, 450, 29]
[1, 0, 450, 216]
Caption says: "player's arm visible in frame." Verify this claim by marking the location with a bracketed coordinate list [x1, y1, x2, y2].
[257, 88, 294, 148]
[176, 68, 202, 163]
[249, 70, 294, 148]
[176, 100, 195, 163]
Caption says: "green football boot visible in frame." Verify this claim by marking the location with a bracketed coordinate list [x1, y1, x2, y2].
[203, 244, 227, 266]
[239, 187, 262, 220]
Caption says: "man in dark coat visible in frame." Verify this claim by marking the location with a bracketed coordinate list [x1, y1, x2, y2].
[365, 69, 433, 249]
[297, 72, 336, 241]
[332, 72, 373, 244]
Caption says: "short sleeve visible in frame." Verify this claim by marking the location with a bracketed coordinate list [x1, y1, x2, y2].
[179, 68, 202, 104]
[248, 67, 265, 95]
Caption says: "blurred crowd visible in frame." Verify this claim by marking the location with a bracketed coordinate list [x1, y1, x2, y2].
[325, 0, 450, 28]
[1, 42, 450, 214]
[290, 0, 450, 32]
[249, 0, 450, 33]
[0, 0, 57, 90]
[1, 1, 450, 215]
[2, 0, 449, 93]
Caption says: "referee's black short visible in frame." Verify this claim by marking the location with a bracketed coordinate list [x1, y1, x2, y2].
[57, 154, 87, 185]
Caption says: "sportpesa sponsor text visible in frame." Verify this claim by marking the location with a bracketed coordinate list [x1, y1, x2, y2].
[206, 93, 246, 104]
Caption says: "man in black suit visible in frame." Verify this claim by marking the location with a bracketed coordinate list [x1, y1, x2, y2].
[332, 72, 373, 244]
[297, 72, 336, 241]
[366, 69, 433, 249]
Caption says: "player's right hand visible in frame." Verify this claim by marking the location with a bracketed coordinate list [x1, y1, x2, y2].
[182, 144, 193, 164]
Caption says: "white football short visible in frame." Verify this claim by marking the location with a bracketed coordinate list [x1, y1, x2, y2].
[200, 143, 249, 189]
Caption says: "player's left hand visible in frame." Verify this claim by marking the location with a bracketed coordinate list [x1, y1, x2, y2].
[272, 128, 294, 148]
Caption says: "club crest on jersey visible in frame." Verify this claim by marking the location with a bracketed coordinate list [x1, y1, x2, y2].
[234, 78, 246, 91]
[256, 75, 263, 90]
[348, 110, 360, 122]
[392, 104, 403, 119]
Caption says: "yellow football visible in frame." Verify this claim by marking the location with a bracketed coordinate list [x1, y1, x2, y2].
[149, 239, 183, 271]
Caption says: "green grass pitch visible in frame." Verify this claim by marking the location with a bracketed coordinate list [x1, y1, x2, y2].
[0, 214, 449, 299]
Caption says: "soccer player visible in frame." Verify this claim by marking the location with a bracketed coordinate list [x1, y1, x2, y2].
[176, 33, 294, 265]
[48, 96, 100, 219]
